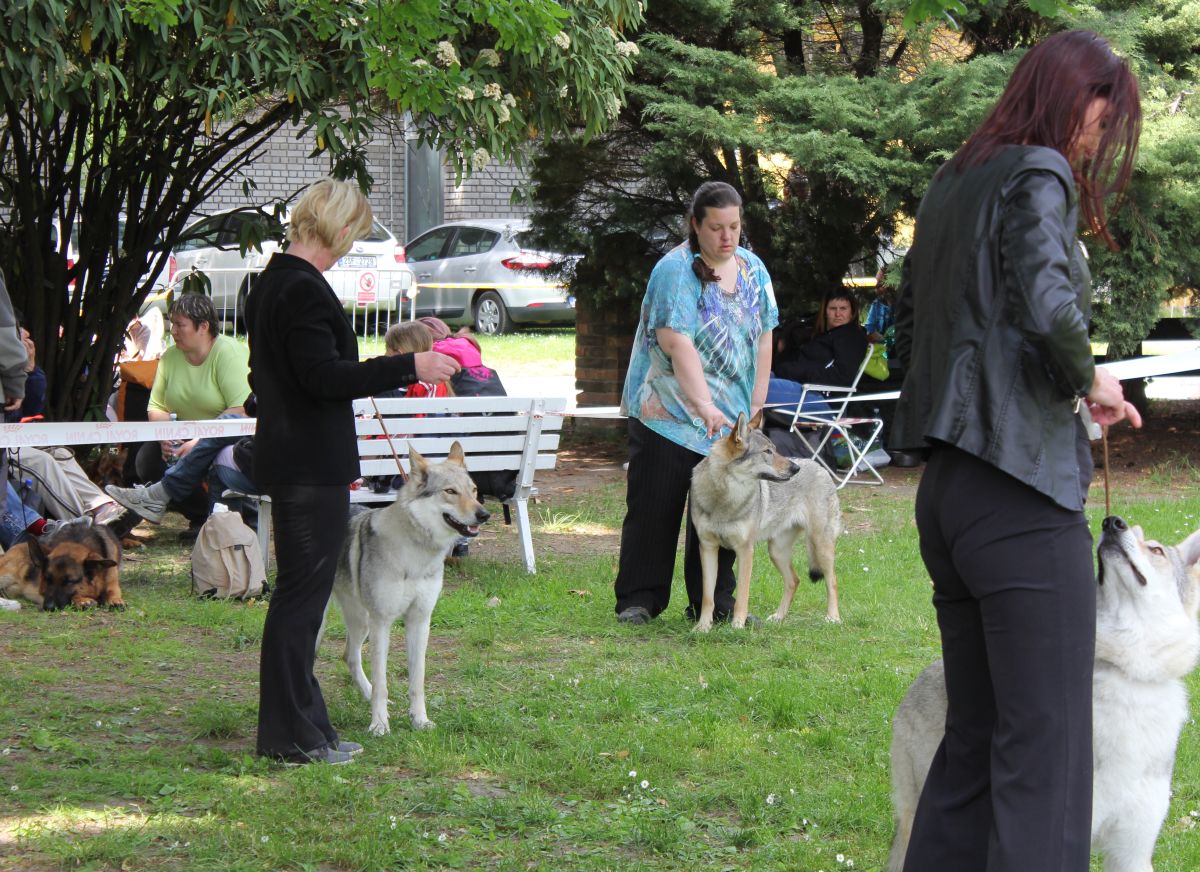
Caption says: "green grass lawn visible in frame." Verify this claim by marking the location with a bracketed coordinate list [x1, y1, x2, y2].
[3, 462, 1200, 870]
[359, 327, 576, 380]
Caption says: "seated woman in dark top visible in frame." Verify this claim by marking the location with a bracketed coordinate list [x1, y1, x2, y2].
[765, 288, 869, 416]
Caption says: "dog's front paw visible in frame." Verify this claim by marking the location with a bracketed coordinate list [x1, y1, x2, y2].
[692, 619, 713, 633]
[824, 611, 842, 624]
[411, 715, 435, 731]
[72, 597, 98, 609]
[106, 598, 127, 610]
[367, 718, 391, 736]
[766, 612, 784, 624]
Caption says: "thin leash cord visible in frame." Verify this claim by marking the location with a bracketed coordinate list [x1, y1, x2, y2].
[369, 397, 408, 484]
[1102, 424, 1111, 518]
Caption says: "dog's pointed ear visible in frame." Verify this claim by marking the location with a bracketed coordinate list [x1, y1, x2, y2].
[408, 442, 429, 481]
[1179, 526, 1200, 570]
[734, 412, 750, 444]
[446, 441, 466, 466]
[25, 539, 47, 573]
[84, 556, 118, 575]
[749, 408, 764, 431]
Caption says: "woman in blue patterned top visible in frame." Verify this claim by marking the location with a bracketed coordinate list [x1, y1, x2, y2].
[614, 182, 779, 626]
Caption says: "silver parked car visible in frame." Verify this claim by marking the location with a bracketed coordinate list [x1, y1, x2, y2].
[171, 210, 414, 325]
[402, 219, 577, 334]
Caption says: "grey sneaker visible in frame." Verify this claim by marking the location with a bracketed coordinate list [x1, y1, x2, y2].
[279, 746, 355, 766]
[42, 516, 93, 537]
[104, 484, 168, 524]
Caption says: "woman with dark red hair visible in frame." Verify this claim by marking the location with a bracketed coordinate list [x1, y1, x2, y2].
[891, 30, 1142, 871]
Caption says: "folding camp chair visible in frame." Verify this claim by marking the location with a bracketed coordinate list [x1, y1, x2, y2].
[782, 345, 886, 487]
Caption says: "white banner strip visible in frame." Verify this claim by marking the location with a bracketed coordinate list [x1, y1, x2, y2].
[844, 349, 1200, 405]
[563, 350, 1200, 418]
[0, 418, 256, 449]
[4, 350, 1197, 442]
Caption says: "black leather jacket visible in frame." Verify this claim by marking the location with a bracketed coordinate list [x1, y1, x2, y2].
[773, 323, 868, 387]
[892, 145, 1096, 511]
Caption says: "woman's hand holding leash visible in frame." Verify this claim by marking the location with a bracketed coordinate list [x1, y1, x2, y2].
[656, 328, 733, 438]
[1088, 367, 1142, 429]
[414, 351, 460, 384]
[695, 400, 733, 439]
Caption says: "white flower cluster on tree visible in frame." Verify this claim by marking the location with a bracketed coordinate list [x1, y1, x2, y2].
[470, 148, 491, 171]
[553, 31, 571, 51]
[436, 41, 458, 67]
[477, 48, 500, 67]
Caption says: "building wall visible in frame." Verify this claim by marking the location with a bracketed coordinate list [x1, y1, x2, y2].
[201, 120, 530, 242]
[443, 161, 530, 223]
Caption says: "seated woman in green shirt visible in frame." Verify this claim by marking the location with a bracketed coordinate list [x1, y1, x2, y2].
[105, 294, 251, 537]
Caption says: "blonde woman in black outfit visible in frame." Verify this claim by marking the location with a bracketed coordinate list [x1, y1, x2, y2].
[245, 180, 459, 765]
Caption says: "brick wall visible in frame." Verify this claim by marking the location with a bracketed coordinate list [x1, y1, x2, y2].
[574, 294, 639, 431]
[202, 122, 406, 236]
[443, 161, 530, 223]
[202, 120, 530, 242]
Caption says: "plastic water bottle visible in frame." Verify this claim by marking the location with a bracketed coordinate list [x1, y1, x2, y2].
[166, 412, 183, 465]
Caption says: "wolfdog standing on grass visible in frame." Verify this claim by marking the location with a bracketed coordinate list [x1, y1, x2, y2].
[689, 411, 842, 630]
[318, 442, 490, 735]
[888, 516, 1200, 872]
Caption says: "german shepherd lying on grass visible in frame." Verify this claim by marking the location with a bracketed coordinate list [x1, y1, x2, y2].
[690, 411, 842, 630]
[0, 521, 124, 611]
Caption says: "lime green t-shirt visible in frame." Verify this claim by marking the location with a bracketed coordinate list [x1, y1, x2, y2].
[148, 334, 250, 420]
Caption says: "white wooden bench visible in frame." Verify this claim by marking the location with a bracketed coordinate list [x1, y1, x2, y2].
[246, 396, 566, 574]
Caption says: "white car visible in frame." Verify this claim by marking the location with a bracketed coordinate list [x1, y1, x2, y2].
[402, 219, 578, 334]
[52, 215, 176, 316]
[170, 210, 414, 326]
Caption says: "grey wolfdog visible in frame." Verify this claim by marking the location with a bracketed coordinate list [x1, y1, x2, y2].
[689, 410, 842, 630]
[888, 516, 1200, 872]
[318, 442, 490, 735]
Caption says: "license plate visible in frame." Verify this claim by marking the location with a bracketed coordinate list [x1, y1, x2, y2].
[337, 255, 377, 269]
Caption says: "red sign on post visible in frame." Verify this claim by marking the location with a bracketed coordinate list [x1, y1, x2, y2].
[356, 271, 377, 304]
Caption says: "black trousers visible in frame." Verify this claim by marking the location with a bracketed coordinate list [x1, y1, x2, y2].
[903, 445, 1095, 872]
[256, 483, 349, 759]
[613, 418, 735, 618]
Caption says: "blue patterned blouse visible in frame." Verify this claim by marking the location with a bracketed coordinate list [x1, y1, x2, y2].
[621, 243, 778, 454]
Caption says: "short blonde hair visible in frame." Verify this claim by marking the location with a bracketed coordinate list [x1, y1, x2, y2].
[288, 179, 373, 259]
[384, 320, 434, 355]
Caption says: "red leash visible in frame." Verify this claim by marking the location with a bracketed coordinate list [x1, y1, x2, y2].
[370, 397, 408, 484]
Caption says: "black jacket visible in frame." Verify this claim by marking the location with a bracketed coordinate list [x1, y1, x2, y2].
[892, 145, 1096, 510]
[244, 253, 417, 486]
[772, 323, 868, 387]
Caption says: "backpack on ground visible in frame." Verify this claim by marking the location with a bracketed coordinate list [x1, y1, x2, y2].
[191, 511, 267, 600]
